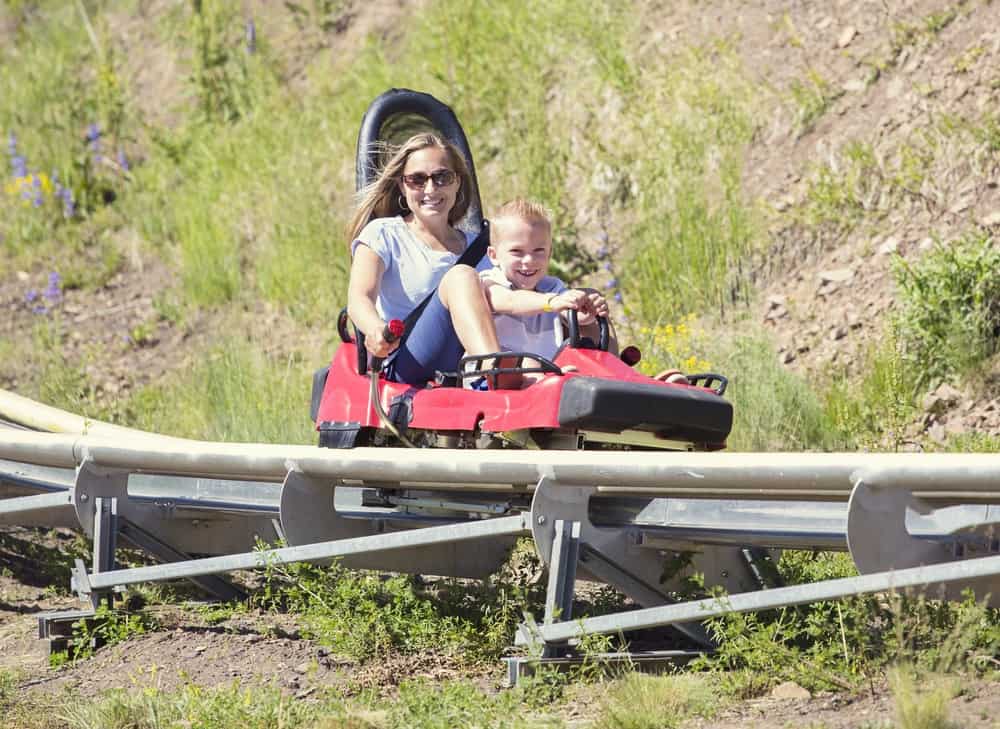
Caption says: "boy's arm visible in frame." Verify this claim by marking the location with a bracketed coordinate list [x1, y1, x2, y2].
[483, 280, 586, 316]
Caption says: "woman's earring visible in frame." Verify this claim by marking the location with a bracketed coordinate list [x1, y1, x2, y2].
[397, 194, 409, 211]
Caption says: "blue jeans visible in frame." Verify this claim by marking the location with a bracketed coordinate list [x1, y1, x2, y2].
[384, 291, 465, 384]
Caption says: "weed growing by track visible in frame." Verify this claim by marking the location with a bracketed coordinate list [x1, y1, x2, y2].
[695, 550, 1000, 696]
[256, 542, 546, 663]
[51, 602, 159, 667]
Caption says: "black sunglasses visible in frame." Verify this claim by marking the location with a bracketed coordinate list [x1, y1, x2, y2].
[401, 169, 457, 189]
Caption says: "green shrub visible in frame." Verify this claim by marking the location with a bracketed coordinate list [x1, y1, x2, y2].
[632, 318, 835, 451]
[54, 602, 159, 665]
[1, 2, 135, 266]
[893, 233, 1000, 388]
[715, 331, 835, 451]
[695, 552, 1000, 696]
[256, 543, 545, 663]
[788, 68, 841, 133]
[620, 40, 759, 323]
[387, 680, 541, 729]
[823, 330, 918, 451]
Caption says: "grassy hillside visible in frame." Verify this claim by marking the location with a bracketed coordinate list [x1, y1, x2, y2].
[3, 1, 997, 452]
[2, 3, 1000, 725]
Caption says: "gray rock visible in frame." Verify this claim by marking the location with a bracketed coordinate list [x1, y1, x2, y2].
[772, 680, 812, 700]
[878, 236, 900, 256]
[818, 268, 855, 283]
[836, 26, 857, 48]
[923, 383, 963, 415]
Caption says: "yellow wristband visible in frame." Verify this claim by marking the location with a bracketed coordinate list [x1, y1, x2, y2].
[542, 294, 556, 313]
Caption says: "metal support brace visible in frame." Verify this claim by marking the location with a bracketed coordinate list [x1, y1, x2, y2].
[517, 552, 1000, 646]
[71, 513, 529, 596]
[847, 474, 1000, 605]
[90, 496, 118, 609]
[92, 497, 118, 574]
[544, 520, 581, 625]
[118, 519, 245, 602]
[579, 544, 713, 648]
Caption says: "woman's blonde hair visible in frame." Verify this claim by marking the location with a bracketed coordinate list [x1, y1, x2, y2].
[346, 132, 472, 245]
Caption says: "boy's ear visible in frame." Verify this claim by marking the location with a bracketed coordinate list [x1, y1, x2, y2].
[486, 246, 498, 263]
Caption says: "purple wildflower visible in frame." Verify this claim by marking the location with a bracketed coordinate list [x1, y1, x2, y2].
[6, 132, 15, 156]
[246, 19, 256, 54]
[87, 123, 102, 163]
[596, 246, 609, 259]
[31, 174, 43, 207]
[44, 271, 62, 303]
[25, 287, 47, 315]
[12, 155, 27, 178]
[117, 147, 129, 172]
[59, 186, 76, 218]
[605, 278, 618, 289]
[614, 292, 623, 303]
[603, 261, 613, 271]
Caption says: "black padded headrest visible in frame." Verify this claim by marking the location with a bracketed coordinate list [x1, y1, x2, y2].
[356, 88, 483, 234]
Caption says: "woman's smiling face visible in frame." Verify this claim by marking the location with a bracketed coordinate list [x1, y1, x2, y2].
[398, 146, 459, 224]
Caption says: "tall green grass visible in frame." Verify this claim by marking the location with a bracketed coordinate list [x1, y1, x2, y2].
[635, 317, 836, 451]
[99, 0, 762, 322]
[620, 40, 759, 324]
[127, 337, 317, 443]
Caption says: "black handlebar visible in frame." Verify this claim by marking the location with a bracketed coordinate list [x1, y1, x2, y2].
[566, 310, 610, 351]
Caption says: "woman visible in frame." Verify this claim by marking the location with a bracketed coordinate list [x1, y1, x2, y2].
[346, 132, 512, 386]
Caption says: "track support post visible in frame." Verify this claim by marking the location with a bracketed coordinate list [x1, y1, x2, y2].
[543, 519, 581, 627]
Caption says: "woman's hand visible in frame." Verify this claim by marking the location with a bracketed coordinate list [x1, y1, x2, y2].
[365, 322, 400, 359]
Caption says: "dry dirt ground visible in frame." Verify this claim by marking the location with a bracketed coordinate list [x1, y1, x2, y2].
[2, 0, 1000, 726]
[3, 525, 1000, 727]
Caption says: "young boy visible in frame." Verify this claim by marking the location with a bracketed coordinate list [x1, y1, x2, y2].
[481, 199, 616, 360]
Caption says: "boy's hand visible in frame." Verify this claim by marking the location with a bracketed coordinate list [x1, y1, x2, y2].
[574, 290, 609, 325]
[548, 289, 589, 313]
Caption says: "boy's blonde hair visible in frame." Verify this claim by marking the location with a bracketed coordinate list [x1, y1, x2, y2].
[492, 198, 552, 229]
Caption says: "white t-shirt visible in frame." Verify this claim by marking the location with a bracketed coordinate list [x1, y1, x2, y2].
[480, 267, 568, 359]
[351, 217, 489, 321]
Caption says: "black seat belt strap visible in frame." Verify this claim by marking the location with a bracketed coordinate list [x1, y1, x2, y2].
[397, 219, 491, 343]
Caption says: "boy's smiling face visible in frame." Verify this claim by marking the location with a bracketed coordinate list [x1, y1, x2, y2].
[488, 216, 552, 290]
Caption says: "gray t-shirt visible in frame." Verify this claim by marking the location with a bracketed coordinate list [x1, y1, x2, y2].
[351, 217, 487, 321]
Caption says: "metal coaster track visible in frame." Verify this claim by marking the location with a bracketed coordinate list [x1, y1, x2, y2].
[2, 389, 999, 683]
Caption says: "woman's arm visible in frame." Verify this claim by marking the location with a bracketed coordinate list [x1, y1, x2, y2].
[347, 245, 396, 358]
